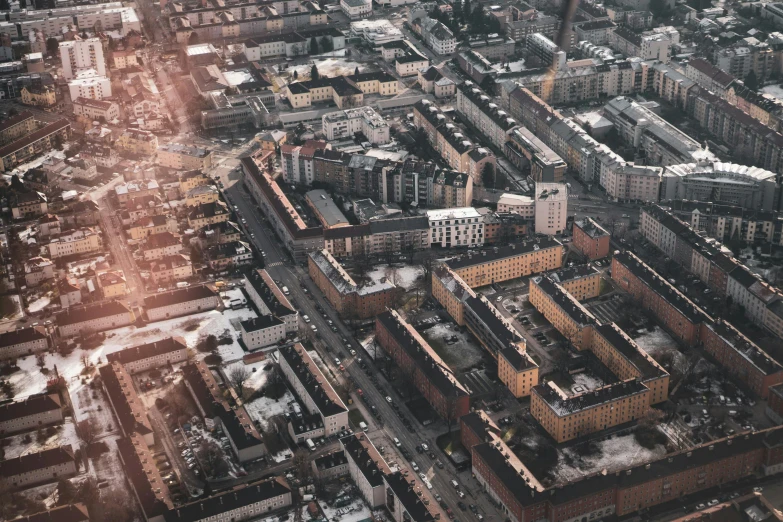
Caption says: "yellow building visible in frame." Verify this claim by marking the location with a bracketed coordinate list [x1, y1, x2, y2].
[157, 143, 213, 172]
[432, 265, 476, 326]
[20, 86, 56, 109]
[528, 276, 596, 349]
[187, 201, 229, 230]
[117, 128, 159, 156]
[285, 71, 398, 109]
[547, 264, 602, 301]
[126, 215, 176, 240]
[498, 345, 539, 398]
[185, 185, 220, 207]
[178, 170, 209, 195]
[531, 379, 650, 443]
[97, 270, 128, 298]
[450, 238, 564, 288]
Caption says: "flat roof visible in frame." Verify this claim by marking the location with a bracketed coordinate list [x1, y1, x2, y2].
[448, 238, 563, 270]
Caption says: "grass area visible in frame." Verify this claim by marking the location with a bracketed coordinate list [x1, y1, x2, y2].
[599, 277, 612, 295]
[348, 409, 367, 429]
[436, 431, 465, 456]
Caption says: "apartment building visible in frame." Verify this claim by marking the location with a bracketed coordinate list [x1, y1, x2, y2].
[277, 344, 349, 436]
[15, 504, 89, 522]
[0, 119, 72, 172]
[0, 394, 62, 435]
[116, 434, 173, 521]
[46, 227, 101, 259]
[726, 83, 783, 132]
[0, 111, 36, 144]
[313, 451, 349, 480]
[0, 447, 77, 489]
[187, 201, 229, 230]
[142, 232, 183, 261]
[59, 38, 106, 80]
[498, 344, 539, 398]
[243, 269, 298, 333]
[534, 183, 567, 235]
[115, 179, 160, 206]
[184, 184, 219, 207]
[611, 251, 711, 345]
[97, 270, 128, 298]
[204, 241, 253, 269]
[456, 81, 518, 150]
[604, 163, 663, 203]
[72, 97, 119, 122]
[610, 26, 672, 61]
[414, 17, 457, 55]
[126, 214, 177, 240]
[449, 238, 564, 287]
[181, 361, 265, 462]
[107, 337, 188, 374]
[432, 265, 477, 326]
[573, 217, 611, 260]
[321, 106, 390, 145]
[56, 300, 135, 338]
[684, 58, 735, 96]
[99, 361, 154, 445]
[340, 433, 392, 508]
[547, 264, 602, 301]
[504, 127, 566, 183]
[67, 70, 111, 101]
[241, 154, 325, 262]
[427, 207, 484, 248]
[395, 51, 429, 78]
[157, 143, 213, 172]
[532, 379, 649, 443]
[150, 254, 193, 285]
[0, 326, 48, 360]
[650, 62, 695, 109]
[384, 471, 438, 522]
[727, 265, 781, 329]
[10, 191, 47, 220]
[418, 66, 456, 97]
[308, 249, 397, 319]
[239, 316, 285, 349]
[376, 310, 470, 420]
[117, 128, 158, 156]
[530, 276, 597, 349]
[144, 285, 220, 322]
[431, 170, 473, 208]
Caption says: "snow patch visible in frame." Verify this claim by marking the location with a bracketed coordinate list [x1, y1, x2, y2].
[553, 433, 667, 482]
[244, 391, 294, 430]
[367, 265, 424, 290]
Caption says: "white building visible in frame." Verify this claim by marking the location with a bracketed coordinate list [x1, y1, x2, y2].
[418, 17, 457, 55]
[349, 19, 403, 46]
[59, 38, 106, 80]
[427, 207, 484, 248]
[497, 193, 535, 219]
[341, 0, 372, 19]
[240, 316, 286, 350]
[0, 327, 48, 361]
[534, 183, 567, 235]
[68, 70, 111, 101]
[72, 97, 119, 122]
[322, 106, 391, 145]
[143, 285, 219, 322]
[106, 337, 189, 374]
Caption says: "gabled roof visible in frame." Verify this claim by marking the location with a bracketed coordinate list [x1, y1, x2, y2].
[143, 285, 217, 310]
[56, 301, 131, 327]
[0, 446, 74, 477]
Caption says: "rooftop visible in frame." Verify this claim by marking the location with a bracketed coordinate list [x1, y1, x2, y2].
[106, 337, 187, 366]
[143, 285, 217, 310]
[99, 361, 153, 436]
[277, 344, 348, 418]
[0, 393, 60, 423]
[341, 433, 391, 487]
[534, 378, 648, 416]
[448, 238, 563, 270]
[574, 217, 609, 239]
[533, 276, 596, 327]
[56, 300, 131, 327]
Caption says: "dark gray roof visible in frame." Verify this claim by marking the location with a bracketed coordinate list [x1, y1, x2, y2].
[278, 345, 347, 417]
[0, 326, 46, 348]
[341, 434, 385, 487]
[384, 471, 436, 522]
[534, 276, 596, 326]
[240, 315, 284, 332]
[56, 301, 131, 327]
[107, 337, 187, 365]
[449, 238, 562, 270]
[143, 285, 217, 310]
[368, 216, 429, 234]
[0, 446, 74, 477]
[164, 478, 290, 522]
[0, 394, 60, 423]
[533, 379, 648, 416]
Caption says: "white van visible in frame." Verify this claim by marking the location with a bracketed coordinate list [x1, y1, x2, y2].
[282, 286, 290, 295]
[306, 439, 315, 451]
[411, 461, 419, 472]
[359, 421, 368, 432]
[303, 315, 310, 323]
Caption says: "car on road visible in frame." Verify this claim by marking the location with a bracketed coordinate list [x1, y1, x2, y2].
[708, 500, 719, 507]
[469, 505, 478, 514]
[421, 443, 429, 451]
[310, 325, 317, 332]
[386, 396, 393, 403]
[457, 502, 467, 511]
[419, 472, 427, 481]
[261, 251, 266, 256]
[350, 349, 356, 356]
[334, 358, 341, 365]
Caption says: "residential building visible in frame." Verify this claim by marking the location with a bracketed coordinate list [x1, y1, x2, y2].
[575, 19, 616, 45]
[59, 38, 106, 80]
[431, 169, 473, 208]
[115, 179, 160, 206]
[116, 434, 173, 521]
[184, 184, 220, 207]
[610, 27, 672, 61]
[142, 232, 183, 261]
[340, 433, 392, 508]
[150, 254, 193, 285]
[650, 62, 695, 109]
[395, 50, 429, 77]
[277, 344, 349, 436]
[534, 183, 567, 235]
[0, 394, 62, 435]
[46, 227, 101, 259]
[204, 241, 253, 269]
[144, 285, 219, 322]
[99, 362, 154, 445]
[157, 143, 213, 172]
[305, 189, 349, 230]
[529, 276, 597, 349]
[0, 119, 71, 172]
[97, 270, 128, 298]
[418, 66, 455, 98]
[67, 70, 111, 101]
[313, 451, 349, 480]
[243, 269, 298, 334]
[414, 17, 457, 55]
[526, 33, 566, 70]
[384, 471, 438, 522]
[20, 86, 56, 109]
[0, 326, 49, 360]
[284, 72, 398, 109]
[24, 257, 54, 287]
[56, 300, 135, 338]
[456, 81, 518, 151]
[14, 504, 89, 522]
[683, 57, 735, 96]
[187, 201, 229, 230]
[341, 0, 372, 19]
[376, 310, 470, 420]
[427, 207, 484, 248]
[0, 111, 36, 145]
[117, 128, 158, 156]
[11, 191, 47, 220]
[58, 279, 82, 309]
[573, 218, 610, 259]
[322, 106, 390, 145]
[448, 237, 564, 287]
[126, 214, 177, 240]
[604, 163, 662, 203]
[504, 127, 566, 183]
[239, 316, 286, 350]
[308, 249, 397, 319]
[0, 447, 76, 489]
[547, 264, 602, 300]
[726, 265, 781, 329]
[72, 97, 119, 122]
[107, 337, 188, 374]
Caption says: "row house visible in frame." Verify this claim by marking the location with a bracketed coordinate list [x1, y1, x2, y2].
[375, 309, 470, 421]
[47, 227, 102, 259]
[277, 344, 349, 436]
[456, 81, 518, 150]
[116, 434, 173, 521]
[56, 300, 135, 338]
[99, 362, 155, 446]
[106, 337, 189, 374]
[0, 394, 62, 435]
[243, 269, 298, 333]
[150, 254, 193, 285]
[308, 249, 397, 320]
[143, 285, 220, 322]
[13, 309, 56, 345]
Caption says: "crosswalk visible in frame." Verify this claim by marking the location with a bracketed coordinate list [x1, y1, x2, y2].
[265, 261, 283, 267]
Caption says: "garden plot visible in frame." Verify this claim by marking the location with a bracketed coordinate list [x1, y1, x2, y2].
[366, 265, 424, 290]
[553, 433, 667, 483]
[420, 323, 484, 372]
[2, 418, 80, 460]
[633, 327, 688, 376]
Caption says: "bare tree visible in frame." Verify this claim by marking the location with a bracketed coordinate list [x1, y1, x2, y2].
[293, 449, 313, 482]
[607, 216, 619, 238]
[384, 266, 399, 286]
[75, 418, 100, 448]
[229, 366, 250, 397]
[197, 440, 229, 478]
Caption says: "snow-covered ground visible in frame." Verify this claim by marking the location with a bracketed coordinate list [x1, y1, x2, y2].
[66, 256, 110, 278]
[762, 84, 783, 101]
[244, 391, 295, 430]
[27, 293, 51, 313]
[633, 327, 688, 375]
[570, 372, 606, 395]
[2, 418, 80, 459]
[553, 433, 667, 482]
[225, 360, 270, 393]
[320, 498, 374, 522]
[367, 265, 424, 290]
[421, 323, 484, 372]
[289, 58, 366, 79]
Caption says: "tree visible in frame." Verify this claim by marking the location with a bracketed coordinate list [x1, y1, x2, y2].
[229, 366, 250, 396]
[198, 334, 218, 353]
[56, 478, 76, 506]
[46, 37, 58, 56]
[481, 163, 496, 188]
[75, 418, 100, 448]
[310, 37, 318, 55]
[354, 66, 360, 76]
[197, 440, 229, 478]
[745, 70, 759, 91]
[649, 0, 671, 18]
[310, 64, 320, 81]
[293, 70, 298, 80]
[320, 36, 333, 52]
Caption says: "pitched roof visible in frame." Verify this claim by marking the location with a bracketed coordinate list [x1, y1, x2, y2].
[143, 285, 217, 310]
[0, 326, 47, 348]
[163, 477, 290, 521]
[0, 393, 60, 423]
[106, 337, 187, 365]
[0, 446, 74, 477]
[56, 301, 131, 327]
[99, 362, 153, 437]
[14, 504, 89, 522]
